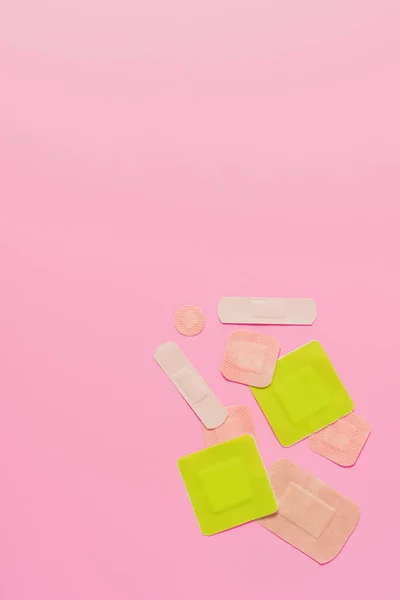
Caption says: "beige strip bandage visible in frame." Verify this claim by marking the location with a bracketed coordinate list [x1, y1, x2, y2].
[309, 413, 371, 466]
[218, 297, 316, 325]
[258, 459, 360, 563]
[154, 342, 228, 429]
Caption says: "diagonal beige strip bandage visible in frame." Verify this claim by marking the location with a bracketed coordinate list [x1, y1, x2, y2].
[309, 413, 371, 466]
[154, 342, 228, 429]
[218, 297, 316, 325]
[258, 459, 360, 564]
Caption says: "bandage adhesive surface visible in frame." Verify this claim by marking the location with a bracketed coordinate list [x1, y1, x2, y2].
[154, 342, 228, 429]
[221, 330, 280, 388]
[201, 405, 256, 447]
[250, 341, 354, 446]
[218, 297, 316, 325]
[178, 435, 278, 535]
[309, 413, 371, 466]
[258, 459, 360, 563]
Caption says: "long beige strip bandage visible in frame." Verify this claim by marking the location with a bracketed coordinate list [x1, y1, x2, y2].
[258, 459, 360, 564]
[218, 297, 316, 325]
[154, 342, 228, 429]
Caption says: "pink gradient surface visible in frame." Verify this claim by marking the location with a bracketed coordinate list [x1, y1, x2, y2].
[1, 1, 400, 598]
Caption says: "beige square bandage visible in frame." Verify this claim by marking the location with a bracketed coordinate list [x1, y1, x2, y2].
[309, 413, 371, 466]
[201, 405, 256, 447]
[218, 297, 316, 325]
[221, 330, 280, 388]
[258, 459, 360, 564]
[154, 342, 228, 429]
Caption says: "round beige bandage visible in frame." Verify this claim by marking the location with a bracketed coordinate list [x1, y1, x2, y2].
[174, 305, 205, 337]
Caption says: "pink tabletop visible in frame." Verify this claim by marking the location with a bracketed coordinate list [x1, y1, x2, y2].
[1, 1, 399, 599]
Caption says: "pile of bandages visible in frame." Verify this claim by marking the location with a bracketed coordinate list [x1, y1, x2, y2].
[154, 298, 370, 564]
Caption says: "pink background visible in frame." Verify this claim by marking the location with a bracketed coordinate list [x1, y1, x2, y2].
[1, 1, 399, 598]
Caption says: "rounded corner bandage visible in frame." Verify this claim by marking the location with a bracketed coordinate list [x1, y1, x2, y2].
[218, 297, 316, 325]
[174, 305, 205, 337]
[221, 330, 280, 388]
[309, 413, 371, 466]
[178, 435, 278, 536]
[258, 459, 360, 564]
[250, 341, 354, 446]
[154, 342, 228, 429]
[201, 405, 256, 447]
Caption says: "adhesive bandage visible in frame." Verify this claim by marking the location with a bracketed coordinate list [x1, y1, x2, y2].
[218, 297, 316, 325]
[201, 405, 256, 447]
[178, 435, 278, 535]
[221, 330, 280, 387]
[250, 341, 354, 446]
[258, 459, 360, 563]
[309, 413, 371, 466]
[174, 305, 205, 336]
[154, 342, 228, 429]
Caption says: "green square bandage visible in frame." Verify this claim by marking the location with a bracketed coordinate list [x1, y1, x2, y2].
[178, 435, 277, 535]
[250, 341, 354, 447]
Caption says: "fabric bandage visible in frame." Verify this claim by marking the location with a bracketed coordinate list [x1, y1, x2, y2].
[258, 459, 360, 563]
[309, 413, 371, 466]
[221, 330, 280, 387]
[201, 405, 256, 447]
[174, 305, 205, 336]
